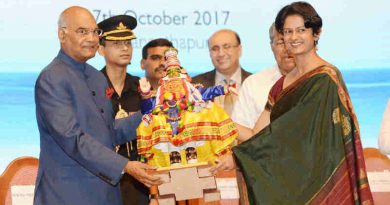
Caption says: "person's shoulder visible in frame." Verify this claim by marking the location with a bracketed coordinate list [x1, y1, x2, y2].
[315, 64, 342, 81]
[42, 56, 67, 71]
[37, 57, 71, 81]
[126, 73, 141, 87]
[244, 66, 280, 83]
[319, 63, 339, 72]
[192, 70, 214, 79]
[126, 73, 140, 81]
[240, 68, 252, 78]
[257, 66, 280, 76]
[192, 69, 215, 86]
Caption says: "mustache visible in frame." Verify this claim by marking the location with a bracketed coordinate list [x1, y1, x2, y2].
[154, 65, 165, 72]
[82, 44, 99, 50]
[82, 42, 99, 47]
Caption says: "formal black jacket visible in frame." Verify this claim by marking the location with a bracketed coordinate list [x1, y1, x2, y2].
[192, 68, 252, 87]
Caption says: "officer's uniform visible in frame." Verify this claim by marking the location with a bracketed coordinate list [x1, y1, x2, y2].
[98, 15, 149, 205]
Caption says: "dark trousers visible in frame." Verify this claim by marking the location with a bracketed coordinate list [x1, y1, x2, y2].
[120, 174, 149, 205]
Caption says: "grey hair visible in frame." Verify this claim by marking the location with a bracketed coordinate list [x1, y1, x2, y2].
[57, 12, 67, 28]
[269, 22, 276, 44]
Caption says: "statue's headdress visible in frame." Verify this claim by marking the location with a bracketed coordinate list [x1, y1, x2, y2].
[164, 48, 182, 78]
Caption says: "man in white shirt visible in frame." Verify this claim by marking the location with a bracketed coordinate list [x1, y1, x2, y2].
[378, 99, 390, 155]
[231, 23, 295, 130]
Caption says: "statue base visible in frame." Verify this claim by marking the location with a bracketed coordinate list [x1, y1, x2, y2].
[154, 162, 220, 205]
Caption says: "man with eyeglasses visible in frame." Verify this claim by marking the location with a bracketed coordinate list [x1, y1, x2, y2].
[190, 29, 250, 204]
[192, 29, 251, 116]
[231, 23, 295, 142]
[34, 7, 161, 205]
[97, 15, 151, 205]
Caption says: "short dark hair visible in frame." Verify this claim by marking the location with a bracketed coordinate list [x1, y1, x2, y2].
[275, 1, 322, 35]
[142, 38, 173, 59]
[99, 38, 106, 46]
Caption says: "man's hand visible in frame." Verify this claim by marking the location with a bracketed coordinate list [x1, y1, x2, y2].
[139, 77, 151, 94]
[210, 154, 236, 175]
[124, 161, 162, 187]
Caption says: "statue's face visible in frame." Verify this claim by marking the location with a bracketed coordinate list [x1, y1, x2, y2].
[166, 100, 177, 107]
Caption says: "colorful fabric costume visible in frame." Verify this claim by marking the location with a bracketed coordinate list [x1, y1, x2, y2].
[233, 65, 373, 204]
[137, 48, 237, 168]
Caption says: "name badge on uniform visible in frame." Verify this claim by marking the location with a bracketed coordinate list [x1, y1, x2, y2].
[115, 104, 129, 119]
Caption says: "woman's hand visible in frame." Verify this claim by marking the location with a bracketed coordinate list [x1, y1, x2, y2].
[210, 154, 236, 175]
[149, 199, 159, 205]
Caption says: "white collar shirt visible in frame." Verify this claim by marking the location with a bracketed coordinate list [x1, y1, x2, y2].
[231, 65, 282, 128]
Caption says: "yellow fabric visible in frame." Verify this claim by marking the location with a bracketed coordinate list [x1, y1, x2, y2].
[223, 79, 234, 115]
[137, 103, 237, 167]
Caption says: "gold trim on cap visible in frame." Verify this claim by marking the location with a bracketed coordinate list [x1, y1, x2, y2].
[105, 35, 137, 41]
[102, 29, 133, 37]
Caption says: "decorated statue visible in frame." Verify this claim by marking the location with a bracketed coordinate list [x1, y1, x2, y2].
[137, 47, 239, 204]
[137, 47, 238, 168]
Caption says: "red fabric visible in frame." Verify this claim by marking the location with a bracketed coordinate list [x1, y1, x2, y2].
[269, 76, 285, 102]
[265, 76, 285, 111]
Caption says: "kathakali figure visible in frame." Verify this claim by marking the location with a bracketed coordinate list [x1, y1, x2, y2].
[136, 47, 238, 168]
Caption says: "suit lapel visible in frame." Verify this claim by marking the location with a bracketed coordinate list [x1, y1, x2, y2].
[240, 68, 252, 83]
[211, 69, 216, 86]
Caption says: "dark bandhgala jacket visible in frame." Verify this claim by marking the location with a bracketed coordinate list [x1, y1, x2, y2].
[34, 50, 141, 205]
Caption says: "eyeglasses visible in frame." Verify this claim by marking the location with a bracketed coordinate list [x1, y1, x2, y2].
[282, 26, 308, 36]
[209, 44, 239, 54]
[62, 27, 103, 37]
[106, 40, 132, 48]
[272, 40, 285, 47]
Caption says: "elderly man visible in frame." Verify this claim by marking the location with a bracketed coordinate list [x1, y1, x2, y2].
[192, 29, 251, 115]
[34, 6, 160, 205]
[231, 23, 295, 136]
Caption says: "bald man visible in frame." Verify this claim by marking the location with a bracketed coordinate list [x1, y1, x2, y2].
[192, 29, 251, 115]
[34, 6, 160, 205]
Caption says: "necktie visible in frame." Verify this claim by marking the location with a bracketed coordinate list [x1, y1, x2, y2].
[223, 79, 234, 115]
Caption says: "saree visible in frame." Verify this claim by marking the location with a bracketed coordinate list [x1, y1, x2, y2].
[233, 66, 373, 204]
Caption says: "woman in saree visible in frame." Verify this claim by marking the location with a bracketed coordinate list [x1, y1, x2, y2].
[211, 2, 373, 204]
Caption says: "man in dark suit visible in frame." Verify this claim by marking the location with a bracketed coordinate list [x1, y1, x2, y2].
[192, 29, 251, 115]
[34, 6, 161, 205]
